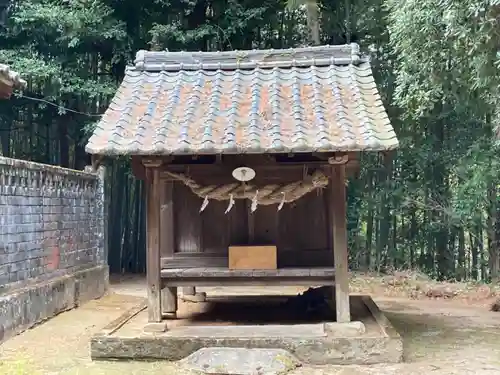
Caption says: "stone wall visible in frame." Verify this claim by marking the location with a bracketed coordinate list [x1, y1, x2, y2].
[0, 157, 108, 342]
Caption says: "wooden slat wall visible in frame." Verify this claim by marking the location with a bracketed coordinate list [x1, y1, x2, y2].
[160, 249, 333, 268]
[166, 171, 333, 268]
[174, 183, 202, 253]
[201, 194, 247, 252]
[277, 190, 329, 252]
[253, 204, 278, 244]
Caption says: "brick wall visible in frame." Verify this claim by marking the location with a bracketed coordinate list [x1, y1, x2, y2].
[0, 157, 105, 291]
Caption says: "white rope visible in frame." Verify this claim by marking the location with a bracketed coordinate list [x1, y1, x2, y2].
[200, 195, 209, 212]
[251, 190, 259, 212]
[165, 169, 329, 206]
[278, 192, 286, 211]
[225, 194, 235, 214]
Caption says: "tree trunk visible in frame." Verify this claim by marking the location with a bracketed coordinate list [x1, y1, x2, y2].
[121, 177, 130, 272]
[305, 0, 320, 45]
[488, 183, 499, 281]
[492, 203, 500, 282]
[470, 229, 479, 281]
[365, 205, 374, 270]
[376, 154, 393, 271]
[409, 208, 417, 268]
[130, 179, 142, 272]
[0, 114, 11, 156]
[391, 215, 398, 268]
[457, 228, 466, 281]
[477, 218, 486, 280]
[109, 162, 126, 273]
[58, 117, 69, 168]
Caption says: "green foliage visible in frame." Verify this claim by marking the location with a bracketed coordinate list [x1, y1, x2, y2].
[386, 0, 500, 118]
[383, 0, 500, 280]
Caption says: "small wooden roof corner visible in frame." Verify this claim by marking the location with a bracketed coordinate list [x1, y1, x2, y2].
[85, 43, 399, 157]
[0, 64, 26, 99]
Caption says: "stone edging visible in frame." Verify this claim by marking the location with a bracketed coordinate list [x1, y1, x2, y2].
[0, 156, 96, 179]
[0, 264, 109, 343]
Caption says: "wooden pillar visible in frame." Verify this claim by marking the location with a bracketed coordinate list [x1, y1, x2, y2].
[161, 282, 177, 318]
[183, 287, 195, 296]
[160, 181, 177, 317]
[329, 156, 350, 323]
[145, 160, 163, 323]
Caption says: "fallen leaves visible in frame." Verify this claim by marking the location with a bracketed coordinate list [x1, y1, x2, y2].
[349, 271, 500, 308]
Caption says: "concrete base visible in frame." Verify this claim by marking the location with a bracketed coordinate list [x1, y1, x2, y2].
[144, 322, 169, 333]
[0, 264, 109, 343]
[162, 312, 177, 319]
[180, 292, 207, 303]
[90, 295, 402, 365]
[323, 321, 366, 336]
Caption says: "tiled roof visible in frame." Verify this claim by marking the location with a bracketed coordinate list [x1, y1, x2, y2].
[86, 43, 398, 156]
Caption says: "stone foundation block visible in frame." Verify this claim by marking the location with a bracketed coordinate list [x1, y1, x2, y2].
[0, 265, 109, 343]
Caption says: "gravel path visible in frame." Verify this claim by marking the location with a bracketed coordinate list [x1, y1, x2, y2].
[1, 279, 499, 375]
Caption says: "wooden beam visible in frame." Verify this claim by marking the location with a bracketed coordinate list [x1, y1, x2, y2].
[163, 160, 327, 170]
[146, 165, 163, 323]
[163, 278, 336, 287]
[160, 267, 336, 287]
[182, 286, 195, 296]
[143, 158, 166, 168]
[100, 301, 147, 336]
[161, 161, 356, 176]
[159, 180, 178, 317]
[330, 165, 350, 323]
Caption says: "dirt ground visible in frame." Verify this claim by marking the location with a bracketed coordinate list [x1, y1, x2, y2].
[1, 274, 500, 375]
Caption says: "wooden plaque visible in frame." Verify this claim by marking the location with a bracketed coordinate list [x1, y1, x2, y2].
[228, 245, 277, 270]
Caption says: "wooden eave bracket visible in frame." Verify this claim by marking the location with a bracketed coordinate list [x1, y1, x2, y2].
[142, 157, 168, 168]
[381, 150, 396, 161]
[328, 154, 349, 165]
[91, 155, 104, 172]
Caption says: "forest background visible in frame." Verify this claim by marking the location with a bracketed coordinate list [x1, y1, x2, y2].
[1, 0, 499, 282]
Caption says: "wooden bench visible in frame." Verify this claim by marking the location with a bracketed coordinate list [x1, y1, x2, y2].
[160, 267, 336, 287]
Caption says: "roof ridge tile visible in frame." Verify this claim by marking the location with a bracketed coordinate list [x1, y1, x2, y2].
[133, 44, 367, 72]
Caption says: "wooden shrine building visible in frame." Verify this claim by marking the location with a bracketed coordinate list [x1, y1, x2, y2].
[86, 43, 398, 330]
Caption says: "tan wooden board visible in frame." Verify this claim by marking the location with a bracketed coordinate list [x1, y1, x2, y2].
[228, 245, 277, 270]
[160, 266, 336, 287]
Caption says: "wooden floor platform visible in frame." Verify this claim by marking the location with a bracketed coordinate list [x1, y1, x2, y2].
[161, 267, 336, 287]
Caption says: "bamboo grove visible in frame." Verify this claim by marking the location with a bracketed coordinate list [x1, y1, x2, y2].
[0, 0, 499, 281]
